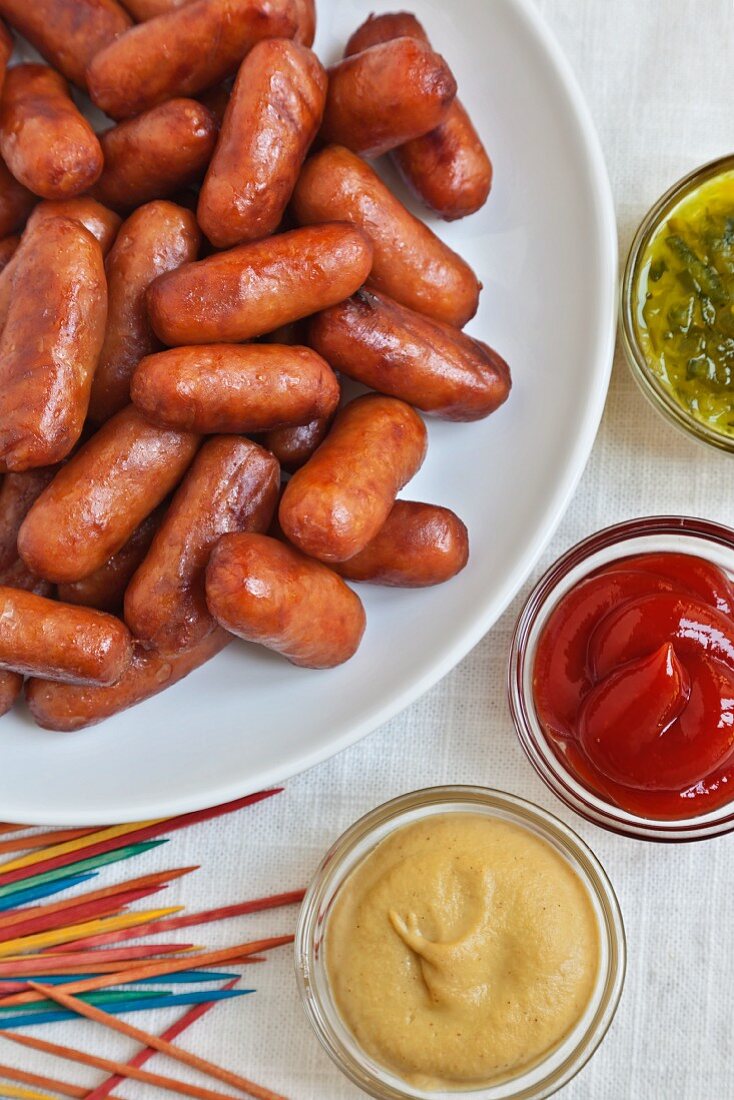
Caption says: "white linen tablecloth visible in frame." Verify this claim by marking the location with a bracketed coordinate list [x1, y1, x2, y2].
[10, 2, 734, 1098]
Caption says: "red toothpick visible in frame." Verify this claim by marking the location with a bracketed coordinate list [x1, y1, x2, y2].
[0, 943, 195, 977]
[28, 982, 288, 1100]
[85, 978, 240, 1100]
[0, 790, 282, 890]
[48, 889, 305, 953]
[0, 935, 293, 1008]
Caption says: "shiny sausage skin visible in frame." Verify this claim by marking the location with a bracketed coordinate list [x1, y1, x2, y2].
[394, 103, 493, 222]
[344, 12, 492, 221]
[87, 0, 299, 120]
[206, 533, 366, 668]
[26, 628, 230, 731]
[265, 415, 333, 472]
[57, 507, 165, 614]
[0, 467, 57, 594]
[0, 0, 132, 91]
[279, 394, 427, 562]
[125, 436, 279, 655]
[0, 155, 35, 237]
[319, 37, 456, 158]
[89, 201, 201, 424]
[292, 147, 480, 328]
[0, 65, 103, 200]
[132, 344, 340, 433]
[18, 406, 200, 583]
[0, 669, 22, 716]
[0, 218, 107, 474]
[309, 287, 511, 421]
[0, 587, 133, 685]
[26, 198, 122, 256]
[93, 100, 218, 212]
[292, 0, 314, 45]
[148, 223, 373, 345]
[198, 38, 326, 248]
[0, 233, 17, 271]
[333, 500, 469, 587]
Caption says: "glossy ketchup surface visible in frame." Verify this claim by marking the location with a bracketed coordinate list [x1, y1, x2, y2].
[533, 552, 734, 819]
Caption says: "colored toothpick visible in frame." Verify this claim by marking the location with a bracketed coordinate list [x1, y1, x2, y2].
[48, 889, 305, 953]
[0, 944, 195, 977]
[0, 988, 251, 1029]
[0, 840, 169, 901]
[0, 1030, 285, 1100]
[0, 935, 292, 1007]
[0, 904, 183, 959]
[0, 792, 280, 890]
[28, 983, 287, 1100]
[85, 977, 240, 1100]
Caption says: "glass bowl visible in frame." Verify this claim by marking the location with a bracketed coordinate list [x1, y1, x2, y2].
[295, 786, 625, 1100]
[620, 153, 734, 452]
[509, 515, 734, 841]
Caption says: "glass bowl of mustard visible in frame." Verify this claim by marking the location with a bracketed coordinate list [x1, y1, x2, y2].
[296, 786, 625, 1100]
[621, 153, 734, 450]
[509, 516, 734, 842]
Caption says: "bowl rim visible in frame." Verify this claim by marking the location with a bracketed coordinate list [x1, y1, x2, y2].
[508, 514, 734, 841]
[295, 785, 626, 1100]
[620, 152, 734, 453]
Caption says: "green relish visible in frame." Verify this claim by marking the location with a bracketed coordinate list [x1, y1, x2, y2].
[635, 170, 734, 437]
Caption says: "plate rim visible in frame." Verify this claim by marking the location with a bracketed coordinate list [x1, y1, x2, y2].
[5, 0, 618, 825]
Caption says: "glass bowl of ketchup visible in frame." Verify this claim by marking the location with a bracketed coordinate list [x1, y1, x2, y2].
[509, 516, 734, 841]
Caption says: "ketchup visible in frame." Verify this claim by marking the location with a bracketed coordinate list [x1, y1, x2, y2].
[533, 553, 734, 819]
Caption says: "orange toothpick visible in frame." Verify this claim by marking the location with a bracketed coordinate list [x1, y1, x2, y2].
[28, 983, 288, 1100]
[0, 934, 293, 1008]
[0, 1029, 287, 1100]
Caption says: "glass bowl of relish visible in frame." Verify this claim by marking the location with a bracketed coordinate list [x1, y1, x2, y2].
[622, 154, 734, 451]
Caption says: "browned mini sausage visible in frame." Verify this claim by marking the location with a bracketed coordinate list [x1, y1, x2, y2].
[0, 669, 22, 716]
[89, 201, 201, 424]
[125, 436, 279, 655]
[57, 507, 165, 614]
[26, 198, 122, 256]
[309, 288, 511, 421]
[0, 217, 107, 473]
[18, 406, 200, 583]
[87, 0, 298, 120]
[319, 37, 456, 158]
[148, 223, 373, 345]
[93, 100, 218, 212]
[0, 65, 103, 200]
[132, 344, 340, 433]
[333, 501, 469, 587]
[292, 147, 480, 328]
[0, 154, 36, 237]
[0, 233, 17, 271]
[265, 415, 333, 472]
[279, 394, 427, 562]
[0, 202, 120, 332]
[206, 533, 365, 668]
[198, 39, 326, 248]
[0, 587, 133, 685]
[344, 12, 492, 221]
[0, 0, 132, 91]
[27, 628, 230, 731]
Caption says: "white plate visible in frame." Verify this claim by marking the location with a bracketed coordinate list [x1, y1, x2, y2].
[0, 0, 616, 824]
